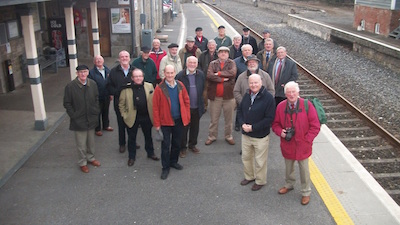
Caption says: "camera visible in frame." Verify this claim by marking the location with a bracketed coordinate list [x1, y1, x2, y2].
[284, 127, 295, 141]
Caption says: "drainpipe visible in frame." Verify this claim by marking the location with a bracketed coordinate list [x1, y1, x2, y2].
[130, 0, 136, 57]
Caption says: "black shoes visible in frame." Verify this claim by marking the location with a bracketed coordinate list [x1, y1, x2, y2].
[161, 170, 169, 180]
[170, 163, 183, 170]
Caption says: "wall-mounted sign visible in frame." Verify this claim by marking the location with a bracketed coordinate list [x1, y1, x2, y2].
[111, 8, 131, 33]
[118, 0, 129, 5]
[7, 20, 20, 39]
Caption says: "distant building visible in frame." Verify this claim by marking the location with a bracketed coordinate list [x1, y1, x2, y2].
[353, 0, 400, 37]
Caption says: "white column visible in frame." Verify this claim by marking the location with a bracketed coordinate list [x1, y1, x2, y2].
[64, 6, 78, 80]
[21, 13, 48, 130]
[90, 2, 101, 56]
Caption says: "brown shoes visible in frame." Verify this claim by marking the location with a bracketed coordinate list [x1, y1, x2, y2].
[205, 139, 215, 145]
[240, 179, 255, 186]
[179, 150, 187, 158]
[189, 147, 200, 154]
[95, 131, 103, 136]
[225, 138, 235, 145]
[278, 187, 294, 194]
[90, 160, 101, 167]
[301, 196, 310, 205]
[80, 165, 89, 173]
[104, 126, 114, 131]
[251, 184, 263, 191]
[119, 145, 126, 153]
[128, 159, 135, 166]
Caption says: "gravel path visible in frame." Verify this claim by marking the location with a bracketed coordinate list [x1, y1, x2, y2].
[211, 0, 400, 139]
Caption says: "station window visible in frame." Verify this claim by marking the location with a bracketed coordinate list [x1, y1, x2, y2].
[360, 20, 365, 30]
[375, 23, 380, 34]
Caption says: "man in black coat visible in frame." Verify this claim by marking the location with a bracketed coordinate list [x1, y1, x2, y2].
[89, 55, 113, 137]
[107, 50, 137, 153]
[241, 27, 258, 54]
[176, 56, 206, 158]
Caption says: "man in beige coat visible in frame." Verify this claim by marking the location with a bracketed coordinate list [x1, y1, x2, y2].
[119, 68, 160, 167]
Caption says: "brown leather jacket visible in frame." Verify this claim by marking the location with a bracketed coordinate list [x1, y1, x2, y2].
[206, 58, 237, 100]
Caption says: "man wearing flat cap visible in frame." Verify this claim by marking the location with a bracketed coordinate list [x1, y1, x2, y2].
[214, 25, 232, 50]
[234, 54, 275, 132]
[241, 27, 258, 54]
[195, 27, 208, 52]
[132, 46, 158, 87]
[258, 29, 278, 53]
[179, 36, 202, 69]
[205, 46, 237, 146]
[64, 65, 101, 173]
[159, 43, 182, 80]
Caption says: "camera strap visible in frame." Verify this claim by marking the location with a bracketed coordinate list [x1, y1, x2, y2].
[284, 100, 299, 129]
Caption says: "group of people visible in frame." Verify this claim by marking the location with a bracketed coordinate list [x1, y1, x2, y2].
[63, 25, 320, 205]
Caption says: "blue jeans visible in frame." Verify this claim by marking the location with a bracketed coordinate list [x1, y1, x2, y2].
[161, 118, 183, 170]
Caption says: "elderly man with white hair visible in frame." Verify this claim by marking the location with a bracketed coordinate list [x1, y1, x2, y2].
[267, 46, 298, 106]
[272, 81, 320, 205]
[229, 34, 242, 59]
[237, 74, 275, 191]
[176, 56, 206, 158]
[233, 44, 255, 81]
[234, 54, 274, 131]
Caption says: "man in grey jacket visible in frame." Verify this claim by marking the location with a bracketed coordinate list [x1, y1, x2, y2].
[64, 65, 101, 173]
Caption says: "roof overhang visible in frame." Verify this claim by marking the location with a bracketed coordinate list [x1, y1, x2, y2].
[0, 0, 50, 7]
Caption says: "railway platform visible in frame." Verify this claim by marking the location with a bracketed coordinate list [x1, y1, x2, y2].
[0, 2, 400, 224]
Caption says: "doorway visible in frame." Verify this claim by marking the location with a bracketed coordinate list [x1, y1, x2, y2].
[87, 8, 111, 57]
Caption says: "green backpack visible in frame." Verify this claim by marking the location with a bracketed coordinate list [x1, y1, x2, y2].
[304, 97, 327, 125]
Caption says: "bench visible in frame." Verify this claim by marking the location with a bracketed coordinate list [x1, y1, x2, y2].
[20, 48, 59, 78]
[38, 54, 58, 75]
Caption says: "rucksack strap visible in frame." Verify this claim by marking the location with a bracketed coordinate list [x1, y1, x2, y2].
[304, 99, 309, 113]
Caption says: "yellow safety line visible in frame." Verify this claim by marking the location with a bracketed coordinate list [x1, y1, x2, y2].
[197, 3, 354, 223]
[310, 158, 354, 225]
[197, 3, 220, 28]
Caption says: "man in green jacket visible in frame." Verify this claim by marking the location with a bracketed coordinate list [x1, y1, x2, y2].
[63, 65, 101, 173]
[132, 46, 158, 87]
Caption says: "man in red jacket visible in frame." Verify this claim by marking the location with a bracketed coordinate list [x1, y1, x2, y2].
[149, 38, 167, 84]
[272, 81, 320, 205]
[153, 65, 190, 180]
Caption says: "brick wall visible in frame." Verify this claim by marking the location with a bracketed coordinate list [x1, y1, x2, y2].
[354, 5, 400, 36]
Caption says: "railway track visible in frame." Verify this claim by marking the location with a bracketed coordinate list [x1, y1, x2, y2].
[200, 0, 400, 204]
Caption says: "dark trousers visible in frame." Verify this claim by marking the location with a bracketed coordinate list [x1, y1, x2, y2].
[235, 105, 240, 128]
[127, 115, 154, 160]
[275, 96, 286, 107]
[96, 99, 110, 132]
[181, 108, 200, 151]
[161, 118, 183, 170]
[113, 99, 127, 146]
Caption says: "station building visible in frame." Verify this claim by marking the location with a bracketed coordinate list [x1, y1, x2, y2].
[354, 0, 400, 37]
[0, 0, 170, 94]
[0, 0, 171, 130]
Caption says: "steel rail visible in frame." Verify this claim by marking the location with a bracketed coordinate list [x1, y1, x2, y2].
[200, 0, 400, 149]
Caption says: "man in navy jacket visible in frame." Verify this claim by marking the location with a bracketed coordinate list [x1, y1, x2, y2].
[89, 55, 113, 136]
[237, 74, 275, 191]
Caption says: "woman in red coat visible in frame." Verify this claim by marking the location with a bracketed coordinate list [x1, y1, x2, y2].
[272, 81, 320, 205]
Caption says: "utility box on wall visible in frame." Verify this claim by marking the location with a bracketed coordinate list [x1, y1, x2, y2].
[141, 29, 153, 49]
